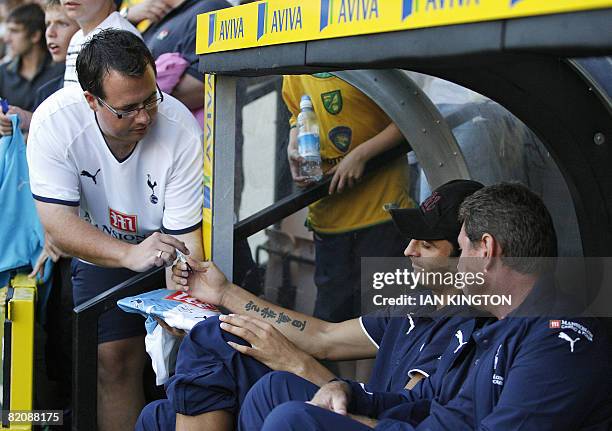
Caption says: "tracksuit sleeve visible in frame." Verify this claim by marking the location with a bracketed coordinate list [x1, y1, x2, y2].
[476, 324, 611, 430]
[345, 380, 427, 418]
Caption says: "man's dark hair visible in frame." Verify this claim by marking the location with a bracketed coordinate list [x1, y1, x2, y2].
[459, 183, 558, 274]
[7, 3, 46, 51]
[76, 29, 156, 99]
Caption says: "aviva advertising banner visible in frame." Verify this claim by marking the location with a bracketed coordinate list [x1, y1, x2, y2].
[196, 0, 612, 54]
[202, 74, 215, 259]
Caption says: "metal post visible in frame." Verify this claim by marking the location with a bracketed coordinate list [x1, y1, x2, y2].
[213, 76, 237, 280]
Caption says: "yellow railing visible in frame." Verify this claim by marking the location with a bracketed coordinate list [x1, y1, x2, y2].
[1, 274, 36, 430]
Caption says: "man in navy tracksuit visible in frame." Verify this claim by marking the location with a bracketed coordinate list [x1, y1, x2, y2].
[136, 180, 485, 430]
[247, 183, 612, 430]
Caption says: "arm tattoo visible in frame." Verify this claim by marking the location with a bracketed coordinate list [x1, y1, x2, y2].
[243, 300, 307, 331]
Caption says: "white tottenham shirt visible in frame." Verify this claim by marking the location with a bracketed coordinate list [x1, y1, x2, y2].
[64, 12, 141, 88]
[27, 85, 203, 244]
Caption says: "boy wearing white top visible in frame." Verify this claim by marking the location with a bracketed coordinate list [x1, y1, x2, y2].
[61, 0, 140, 86]
[27, 30, 204, 431]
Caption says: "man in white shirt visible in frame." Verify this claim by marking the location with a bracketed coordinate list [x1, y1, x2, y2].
[27, 29, 204, 431]
[61, 0, 140, 86]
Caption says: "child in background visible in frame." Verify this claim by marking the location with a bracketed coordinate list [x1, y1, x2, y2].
[34, 0, 79, 106]
[61, 0, 140, 87]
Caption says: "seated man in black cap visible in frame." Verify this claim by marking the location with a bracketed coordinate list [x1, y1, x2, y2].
[255, 183, 612, 431]
[137, 179, 484, 431]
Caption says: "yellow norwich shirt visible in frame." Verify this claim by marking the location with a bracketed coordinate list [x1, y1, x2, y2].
[282, 74, 413, 234]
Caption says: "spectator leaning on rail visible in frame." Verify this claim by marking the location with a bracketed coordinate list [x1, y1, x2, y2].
[0, 3, 63, 135]
[135, 179, 484, 431]
[61, 0, 140, 87]
[248, 183, 612, 431]
[26, 29, 204, 431]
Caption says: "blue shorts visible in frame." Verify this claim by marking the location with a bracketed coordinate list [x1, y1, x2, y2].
[71, 258, 146, 344]
[137, 316, 272, 430]
[239, 372, 374, 431]
[261, 401, 373, 431]
[237, 371, 319, 430]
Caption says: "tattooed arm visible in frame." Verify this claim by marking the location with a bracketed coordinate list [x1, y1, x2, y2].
[173, 259, 377, 362]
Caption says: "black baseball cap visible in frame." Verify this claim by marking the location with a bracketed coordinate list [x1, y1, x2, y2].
[388, 179, 484, 244]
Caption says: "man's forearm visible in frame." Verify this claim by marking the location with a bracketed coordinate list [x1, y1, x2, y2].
[38, 206, 131, 268]
[292, 354, 336, 386]
[220, 284, 331, 358]
[172, 74, 204, 110]
[345, 380, 414, 418]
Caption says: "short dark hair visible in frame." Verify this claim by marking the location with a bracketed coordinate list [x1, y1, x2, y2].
[76, 29, 156, 99]
[459, 183, 558, 274]
[7, 3, 46, 51]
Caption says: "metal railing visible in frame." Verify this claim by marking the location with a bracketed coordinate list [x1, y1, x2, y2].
[71, 266, 165, 430]
[234, 141, 411, 241]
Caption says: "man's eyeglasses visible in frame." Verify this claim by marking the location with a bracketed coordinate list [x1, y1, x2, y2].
[96, 84, 164, 119]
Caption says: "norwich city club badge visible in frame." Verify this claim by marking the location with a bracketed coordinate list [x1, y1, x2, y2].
[321, 90, 343, 115]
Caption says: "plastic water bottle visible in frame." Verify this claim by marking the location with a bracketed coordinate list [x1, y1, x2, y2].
[296, 95, 323, 181]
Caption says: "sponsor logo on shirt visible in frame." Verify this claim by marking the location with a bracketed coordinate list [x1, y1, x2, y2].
[81, 168, 101, 185]
[165, 291, 219, 311]
[156, 29, 169, 40]
[492, 374, 504, 386]
[493, 344, 502, 370]
[109, 208, 138, 233]
[552, 320, 594, 341]
[406, 313, 416, 335]
[100, 224, 146, 243]
[328, 126, 352, 152]
[558, 332, 580, 353]
[453, 329, 468, 354]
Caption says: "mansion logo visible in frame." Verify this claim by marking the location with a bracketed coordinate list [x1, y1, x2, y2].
[109, 208, 137, 233]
